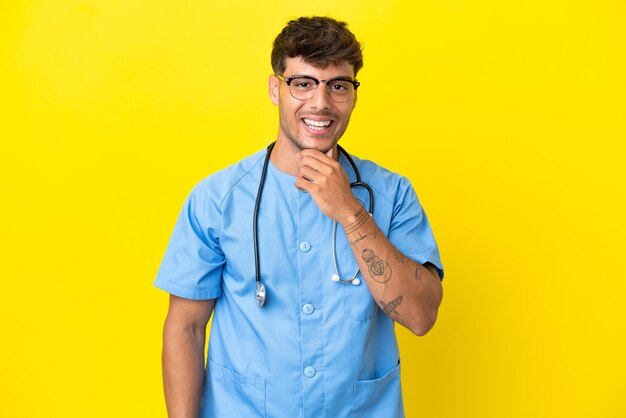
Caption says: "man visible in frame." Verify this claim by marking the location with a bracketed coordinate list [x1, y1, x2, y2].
[155, 16, 443, 418]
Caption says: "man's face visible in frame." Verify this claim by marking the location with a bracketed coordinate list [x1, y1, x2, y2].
[269, 57, 357, 153]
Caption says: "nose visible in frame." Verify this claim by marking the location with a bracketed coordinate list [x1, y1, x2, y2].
[309, 82, 332, 109]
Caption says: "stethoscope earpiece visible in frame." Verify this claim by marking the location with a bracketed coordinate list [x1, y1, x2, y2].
[331, 272, 361, 286]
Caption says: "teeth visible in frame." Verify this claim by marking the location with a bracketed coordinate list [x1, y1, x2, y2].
[303, 119, 332, 128]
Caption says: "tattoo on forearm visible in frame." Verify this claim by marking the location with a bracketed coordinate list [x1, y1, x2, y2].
[362, 249, 392, 283]
[379, 295, 403, 316]
[344, 208, 369, 234]
[392, 247, 408, 264]
[414, 265, 422, 281]
[349, 229, 378, 249]
[350, 231, 368, 249]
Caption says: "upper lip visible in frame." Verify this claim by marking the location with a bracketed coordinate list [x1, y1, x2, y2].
[301, 116, 335, 122]
[301, 111, 337, 121]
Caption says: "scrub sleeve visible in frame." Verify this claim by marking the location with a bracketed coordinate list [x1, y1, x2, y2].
[154, 186, 224, 300]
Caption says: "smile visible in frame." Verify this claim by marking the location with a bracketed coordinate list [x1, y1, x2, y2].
[302, 118, 333, 131]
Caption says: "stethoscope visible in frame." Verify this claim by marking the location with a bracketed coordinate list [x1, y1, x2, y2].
[253, 142, 374, 307]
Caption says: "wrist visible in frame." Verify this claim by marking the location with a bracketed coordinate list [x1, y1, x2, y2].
[339, 205, 370, 234]
[336, 200, 364, 225]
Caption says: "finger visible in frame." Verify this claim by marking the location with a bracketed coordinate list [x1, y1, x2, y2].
[297, 150, 341, 175]
[295, 176, 319, 193]
[298, 155, 334, 176]
[299, 148, 333, 163]
[297, 147, 337, 161]
[297, 166, 325, 184]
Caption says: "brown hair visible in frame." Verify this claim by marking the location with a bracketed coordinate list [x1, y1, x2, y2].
[271, 16, 363, 76]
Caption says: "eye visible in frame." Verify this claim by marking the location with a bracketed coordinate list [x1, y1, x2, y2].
[329, 81, 352, 92]
[290, 78, 316, 90]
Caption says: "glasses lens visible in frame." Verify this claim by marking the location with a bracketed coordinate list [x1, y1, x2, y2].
[327, 80, 355, 102]
[288, 77, 317, 100]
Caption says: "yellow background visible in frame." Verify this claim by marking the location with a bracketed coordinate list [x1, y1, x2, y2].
[1, 1, 625, 417]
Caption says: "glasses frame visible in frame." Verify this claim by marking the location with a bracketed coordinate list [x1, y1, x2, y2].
[275, 74, 360, 103]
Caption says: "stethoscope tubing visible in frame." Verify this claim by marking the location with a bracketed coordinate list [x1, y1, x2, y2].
[337, 144, 374, 215]
[252, 142, 275, 305]
[253, 141, 373, 306]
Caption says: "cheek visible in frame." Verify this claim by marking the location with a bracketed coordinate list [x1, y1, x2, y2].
[279, 105, 300, 133]
[285, 102, 304, 121]
[339, 109, 354, 124]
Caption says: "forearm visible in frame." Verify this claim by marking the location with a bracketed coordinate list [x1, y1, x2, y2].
[342, 207, 443, 336]
[162, 321, 207, 418]
[293, 149, 443, 334]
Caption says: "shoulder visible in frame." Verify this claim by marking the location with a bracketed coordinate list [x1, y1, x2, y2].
[190, 148, 267, 207]
[345, 153, 416, 206]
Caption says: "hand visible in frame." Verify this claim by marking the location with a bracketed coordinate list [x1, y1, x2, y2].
[295, 148, 362, 223]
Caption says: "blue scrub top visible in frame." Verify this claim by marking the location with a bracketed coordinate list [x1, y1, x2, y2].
[154, 148, 443, 418]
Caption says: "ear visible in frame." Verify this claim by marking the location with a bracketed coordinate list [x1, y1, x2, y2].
[352, 90, 358, 109]
[269, 75, 280, 106]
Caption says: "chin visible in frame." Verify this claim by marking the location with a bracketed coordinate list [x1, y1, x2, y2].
[301, 137, 338, 153]
[282, 129, 339, 154]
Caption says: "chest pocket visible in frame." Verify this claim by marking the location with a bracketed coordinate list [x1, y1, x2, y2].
[342, 274, 378, 320]
[333, 191, 384, 321]
[335, 237, 378, 321]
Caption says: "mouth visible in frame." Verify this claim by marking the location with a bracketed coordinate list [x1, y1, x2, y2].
[301, 118, 334, 134]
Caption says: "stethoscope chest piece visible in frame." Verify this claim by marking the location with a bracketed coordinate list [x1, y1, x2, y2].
[256, 282, 266, 307]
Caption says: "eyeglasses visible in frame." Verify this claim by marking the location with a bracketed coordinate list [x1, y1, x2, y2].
[275, 74, 360, 103]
